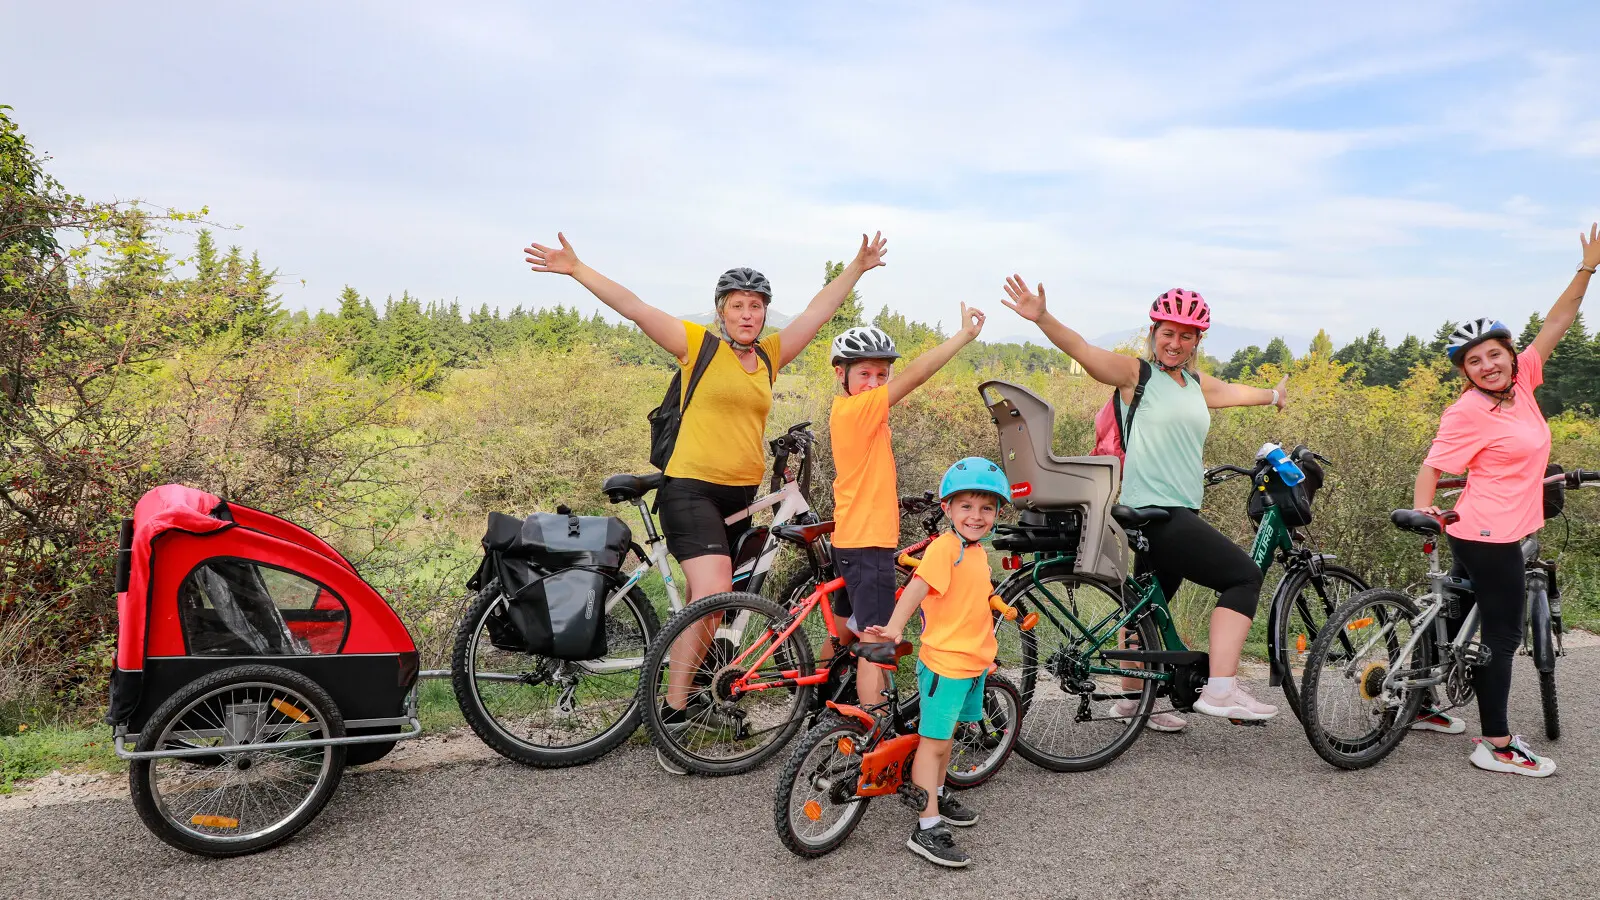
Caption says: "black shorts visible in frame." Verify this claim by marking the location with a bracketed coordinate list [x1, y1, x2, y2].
[657, 477, 758, 563]
[834, 546, 898, 631]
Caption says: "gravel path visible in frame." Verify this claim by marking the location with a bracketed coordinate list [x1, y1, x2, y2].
[3, 649, 1595, 900]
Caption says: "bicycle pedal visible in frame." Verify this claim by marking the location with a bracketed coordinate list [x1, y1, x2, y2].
[1461, 643, 1493, 666]
[897, 782, 928, 812]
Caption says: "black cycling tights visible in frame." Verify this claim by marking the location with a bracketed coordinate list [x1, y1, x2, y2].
[1134, 506, 1264, 619]
[1445, 535, 1526, 738]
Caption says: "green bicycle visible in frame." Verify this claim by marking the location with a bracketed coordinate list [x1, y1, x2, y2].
[978, 381, 1366, 773]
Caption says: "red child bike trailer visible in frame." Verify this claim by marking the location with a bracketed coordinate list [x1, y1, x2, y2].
[105, 484, 422, 857]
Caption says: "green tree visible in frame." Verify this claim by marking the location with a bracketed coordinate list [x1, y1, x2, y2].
[1307, 329, 1334, 360]
[1260, 337, 1294, 369]
[1220, 345, 1262, 381]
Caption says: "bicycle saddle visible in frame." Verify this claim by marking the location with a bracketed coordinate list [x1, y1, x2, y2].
[771, 520, 835, 545]
[602, 472, 663, 504]
[1390, 509, 1458, 535]
[850, 640, 915, 666]
[1110, 505, 1170, 529]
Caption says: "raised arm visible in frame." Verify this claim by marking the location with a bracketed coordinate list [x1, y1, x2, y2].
[1198, 371, 1289, 411]
[1001, 275, 1140, 390]
[777, 232, 888, 367]
[887, 303, 985, 405]
[1529, 223, 1599, 362]
[524, 233, 689, 362]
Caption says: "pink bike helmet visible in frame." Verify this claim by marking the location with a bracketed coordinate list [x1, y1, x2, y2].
[1150, 289, 1211, 332]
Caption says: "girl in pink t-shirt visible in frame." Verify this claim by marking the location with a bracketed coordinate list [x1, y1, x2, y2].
[1411, 223, 1600, 778]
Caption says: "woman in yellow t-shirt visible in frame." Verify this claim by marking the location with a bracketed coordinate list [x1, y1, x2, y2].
[524, 231, 887, 768]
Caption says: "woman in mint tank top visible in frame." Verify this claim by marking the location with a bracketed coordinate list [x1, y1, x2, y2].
[1003, 277, 1290, 729]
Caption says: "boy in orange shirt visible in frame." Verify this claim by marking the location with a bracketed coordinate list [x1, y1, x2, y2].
[827, 304, 984, 710]
[867, 457, 1009, 868]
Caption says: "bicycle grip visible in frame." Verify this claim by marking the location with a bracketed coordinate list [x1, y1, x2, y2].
[988, 595, 1017, 620]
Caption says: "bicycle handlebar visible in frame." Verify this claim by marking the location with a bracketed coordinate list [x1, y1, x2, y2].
[1204, 464, 1254, 485]
[1440, 467, 1600, 492]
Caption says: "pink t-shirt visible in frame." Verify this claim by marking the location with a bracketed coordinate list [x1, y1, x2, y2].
[1424, 347, 1551, 543]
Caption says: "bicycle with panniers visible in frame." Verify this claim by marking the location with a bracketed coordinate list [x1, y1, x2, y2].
[449, 423, 821, 769]
[1299, 465, 1597, 770]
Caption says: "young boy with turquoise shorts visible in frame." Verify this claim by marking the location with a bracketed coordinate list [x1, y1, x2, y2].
[866, 457, 1009, 869]
[828, 305, 984, 709]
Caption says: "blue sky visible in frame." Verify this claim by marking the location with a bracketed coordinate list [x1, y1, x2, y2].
[4, 1, 1599, 350]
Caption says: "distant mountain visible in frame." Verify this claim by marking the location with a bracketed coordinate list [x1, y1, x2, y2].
[1091, 323, 1317, 359]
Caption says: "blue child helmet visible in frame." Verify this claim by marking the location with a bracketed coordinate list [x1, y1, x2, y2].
[939, 457, 1011, 505]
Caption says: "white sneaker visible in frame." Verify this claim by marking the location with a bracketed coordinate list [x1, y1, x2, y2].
[1470, 736, 1555, 777]
[655, 747, 689, 776]
[1193, 684, 1278, 721]
[1109, 699, 1189, 732]
[1411, 708, 1467, 734]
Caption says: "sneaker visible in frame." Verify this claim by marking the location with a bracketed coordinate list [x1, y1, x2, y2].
[1470, 736, 1556, 778]
[1411, 708, 1466, 734]
[655, 746, 689, 776]
[1109, 699, 1189, 732]
[1193, 684, 1278, 721]
[938, 791, 979, 827]
[659, 699, 745, 737]
[907, 823, 971, 868]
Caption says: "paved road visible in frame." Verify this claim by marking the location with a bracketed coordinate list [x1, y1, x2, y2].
[4, 650, 1597, 900]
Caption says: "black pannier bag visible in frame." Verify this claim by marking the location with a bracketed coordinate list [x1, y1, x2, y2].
[1248, 446, 1324, 529]
[1544, 462, 1565, 520]
[467, 507, 632, 660]
[993, 508, 1084, 553]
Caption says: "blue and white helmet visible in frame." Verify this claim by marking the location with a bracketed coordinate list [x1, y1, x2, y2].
[1445, 318, 1514, 364]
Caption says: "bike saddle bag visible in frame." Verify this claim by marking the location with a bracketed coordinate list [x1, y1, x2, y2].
[992, 509, 1083, 553]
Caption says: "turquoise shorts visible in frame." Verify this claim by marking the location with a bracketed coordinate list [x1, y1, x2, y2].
[916, 661, 988, 740]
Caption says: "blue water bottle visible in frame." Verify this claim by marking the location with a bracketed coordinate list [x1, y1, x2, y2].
[1257, 442, 1305, 486]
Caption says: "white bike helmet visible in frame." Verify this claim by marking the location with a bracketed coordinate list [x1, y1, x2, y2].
[830, 325, 900, 367]
[1445, 318, 1514, 364]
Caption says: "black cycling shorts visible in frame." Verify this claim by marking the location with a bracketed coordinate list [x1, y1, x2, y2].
[657, 477, 758, 563]
[834, 546, 898, 631]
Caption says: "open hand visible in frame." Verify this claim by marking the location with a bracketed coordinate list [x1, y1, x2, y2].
[524, 232, 580, 276]
[1583, 223, 1600, 270]
[853, 231, 889, 272]
[863, 624, 901, 643]
[1001, 275, 1048, 322]
[960, 302, 986, 341]
[1273, 375, 1289, 411]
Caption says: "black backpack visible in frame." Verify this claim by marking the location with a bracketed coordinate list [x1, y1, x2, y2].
[647, 331, 774, 471]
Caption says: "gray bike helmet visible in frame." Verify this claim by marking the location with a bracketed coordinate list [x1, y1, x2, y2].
[830, 325, 900, 367]
[1445, 318, 1514, 364]
[714, 267, 772, 304]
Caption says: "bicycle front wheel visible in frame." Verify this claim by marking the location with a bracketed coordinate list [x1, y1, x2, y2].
[773, 715, 871, 858]
[1271, 562, 1367, 723]
[1527, 581, 1560, 741]
[1300, 589, 1428, 770]
[451, 580, 659, 768]
[999, 565, 1159, 773]
[638, 591, 816, 776]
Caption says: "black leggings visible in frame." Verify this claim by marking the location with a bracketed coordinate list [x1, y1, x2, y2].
[1134, 506, 1264, 618]
[1445, 536, 1526, 738]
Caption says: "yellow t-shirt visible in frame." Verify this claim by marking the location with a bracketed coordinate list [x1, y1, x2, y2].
[829, 386, 899, 549]
[912, 532, 997, 678]
[665, 321, 782, 486]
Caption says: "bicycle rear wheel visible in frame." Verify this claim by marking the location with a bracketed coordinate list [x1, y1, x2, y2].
[945, 673, 1023, 789]
[1301, 589, 1428, 770]
[1527, 581, 1560, 741]
[451, 580, 659, 768]
[1271, 562, 1367, 723]
[773, 715, 871, 858]
[638, 592, 816, 776]
[999, 565, 1158, 773]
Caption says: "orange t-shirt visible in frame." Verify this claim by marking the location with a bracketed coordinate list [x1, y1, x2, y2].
[829, 386, 899, 549]
[912, 532, 997, 678]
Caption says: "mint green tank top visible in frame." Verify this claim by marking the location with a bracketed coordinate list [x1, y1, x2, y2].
[1119, 367, 1209, 510]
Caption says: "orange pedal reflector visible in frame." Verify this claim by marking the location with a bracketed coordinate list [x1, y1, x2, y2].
[836, 737, 855, 755]
[1346, 617, 1374, 631]
[1296, 633, 1307, 653]
[191, 815, 240, 829]
[270, 699, 311, 723]
[1020, 612, 1039, 632]
[803, 800, 823, 821]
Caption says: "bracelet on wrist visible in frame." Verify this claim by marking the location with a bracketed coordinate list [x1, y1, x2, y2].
[1581, 263, 1598, 274]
